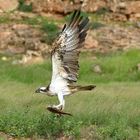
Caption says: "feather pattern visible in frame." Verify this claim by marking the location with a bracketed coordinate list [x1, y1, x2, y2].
[51, 10, 89, 83]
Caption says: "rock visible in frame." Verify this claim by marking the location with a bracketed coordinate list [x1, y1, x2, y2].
[85, 32, 99, 49]
[92, 64, 102, 74]
[122, 1, 140, 15]
[20, 0, 140, 21]
[12, 24, 30, 30]
[0, 9, 3, 13]
[0, 0, 18, 12]
[137, 63, 140, 71]
[24, 0, 33, 5]
[82, 0, 106, 13]
[32, 0, 66, 14]
[89, 24, 140, 53]
[130, 13, 140, 21]
[31, 0, 107, 14]
[91, 56, 97, 60]
[12, 50, 44, 65]
[1, 56, 7, 61]
[104, 13, 127, 22]
[107, 1, 140, 21]
[0, 24, 48, 58]
[135, 22, 140, 28]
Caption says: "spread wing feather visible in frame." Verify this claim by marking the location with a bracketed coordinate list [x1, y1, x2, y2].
[51, 10, 89, 83]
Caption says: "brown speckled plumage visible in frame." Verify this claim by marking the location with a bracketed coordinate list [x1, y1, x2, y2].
[51, 10, 89, 83]
[35, 10, 96, 114]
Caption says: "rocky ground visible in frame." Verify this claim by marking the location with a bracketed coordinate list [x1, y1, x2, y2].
[0, 0, 140, 64]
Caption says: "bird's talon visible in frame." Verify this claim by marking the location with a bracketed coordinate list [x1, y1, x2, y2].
[51, 105, 63, 111]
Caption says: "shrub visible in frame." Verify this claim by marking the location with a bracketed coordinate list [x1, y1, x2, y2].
[95, 7, 110, 15]
[41, 22, 59, 45]
[90, 22, 105, 30]
[65, 11, 88, 22]
[18, 0, 32, 12]
[0, 110, 81, 139]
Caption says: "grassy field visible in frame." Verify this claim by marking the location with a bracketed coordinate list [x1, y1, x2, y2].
[0, 49, 140, 139]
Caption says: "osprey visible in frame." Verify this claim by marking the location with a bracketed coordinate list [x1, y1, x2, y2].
[35, 10, 96, 112]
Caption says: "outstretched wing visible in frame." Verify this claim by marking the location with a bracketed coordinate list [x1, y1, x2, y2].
[51, 10, 89, 83]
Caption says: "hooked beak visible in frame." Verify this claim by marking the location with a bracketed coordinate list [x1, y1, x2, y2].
[35, 88, 40, 93]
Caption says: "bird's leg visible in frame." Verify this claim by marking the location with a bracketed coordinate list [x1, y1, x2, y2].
[52, 92, 65, 110]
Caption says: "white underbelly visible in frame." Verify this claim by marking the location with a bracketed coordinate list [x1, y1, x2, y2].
[50, 76, 70, 94]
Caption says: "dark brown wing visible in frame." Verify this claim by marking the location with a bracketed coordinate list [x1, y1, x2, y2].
[51, 10, 89, 83]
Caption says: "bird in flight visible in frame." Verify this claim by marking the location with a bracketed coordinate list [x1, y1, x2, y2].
[35, 10, 96, 114]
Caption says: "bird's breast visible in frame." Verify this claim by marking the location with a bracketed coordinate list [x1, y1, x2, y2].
[50, 76, 69, 94]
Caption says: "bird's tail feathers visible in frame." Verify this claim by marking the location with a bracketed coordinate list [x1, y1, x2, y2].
[76, 85, 96, 91]
[68, 85, 96, 92]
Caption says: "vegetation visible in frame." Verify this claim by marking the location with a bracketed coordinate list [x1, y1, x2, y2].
[41, 22, 59, 44]
[0, 49, 140, 139]
[80, 49, 140, 83]
[90, 21, 106, 30]
[95, 7, 110, 15]
[65, 11, 88, 22]
[0, 2, 139, 139]
[18, 0, 33, 12]
[0, 12, 59, 45]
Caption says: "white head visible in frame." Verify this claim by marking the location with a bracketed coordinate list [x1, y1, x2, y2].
[35, 86, 48, 94]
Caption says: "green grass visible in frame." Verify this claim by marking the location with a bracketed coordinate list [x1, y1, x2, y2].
[0, 49, 140, 139]
[0, 82, 139, 139]
[79, 49, 140, 84]
[1, 49, 140, 84]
